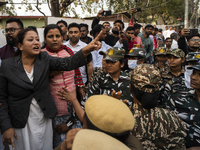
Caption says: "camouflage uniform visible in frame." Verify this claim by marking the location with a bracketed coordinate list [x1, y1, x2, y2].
[154, 62, 168, 73]
[158, 49, 185, 105]
[82, 47, 133, 107]
[166, 60, 200, 148]
[85, 49, 110, 91]
[160, 52, 200, 106]
[131, 103, 186, 149]
[161, 48, 185, 85]
[130, 64, 186, 149]
[85, 67, 104, 91]
[82, 71, 132, 107]
[153, 47, 168, 74]
[167, 89, 200, 148]
[161, 65, 185, 85]
[160, 77, 189, 106]
[159, 66, 185, 106]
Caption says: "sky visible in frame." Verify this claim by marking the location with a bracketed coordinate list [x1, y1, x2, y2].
[5, 0, 102, 17]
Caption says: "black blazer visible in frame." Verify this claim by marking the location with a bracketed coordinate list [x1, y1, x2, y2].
[0, 50, 92, 133]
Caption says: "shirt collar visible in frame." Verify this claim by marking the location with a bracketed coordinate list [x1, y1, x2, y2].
[105, 71, 128, 81]
[13, 46, 18, 52]
[65, 40, 82, 48]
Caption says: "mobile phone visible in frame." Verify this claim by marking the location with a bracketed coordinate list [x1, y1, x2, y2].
[135, 8, 141, 12]
[190, 29, 198, 36]
[102, 10, 112, 16]
[120, 32, 124, 38]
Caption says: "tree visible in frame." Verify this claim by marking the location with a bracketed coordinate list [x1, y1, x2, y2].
[189, 0, 200, 28]
[20, 0, 100, 17]
[103, 0, 185, 25]
[82, 0, 184, 25]
[18, 0, 196, 26]
[0, 0, 16, 16]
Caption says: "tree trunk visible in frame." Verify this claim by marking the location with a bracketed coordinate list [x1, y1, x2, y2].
[50, 0, 60, 17]
[189, 0, 200, 27]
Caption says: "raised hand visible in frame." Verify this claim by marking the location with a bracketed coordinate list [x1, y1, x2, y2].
[97, 10, 105, 20]
[131, 8, 137, 14]
[181, 28, 190, 37]
[130, 34, 135, 42]
[119, 31, 124, 44]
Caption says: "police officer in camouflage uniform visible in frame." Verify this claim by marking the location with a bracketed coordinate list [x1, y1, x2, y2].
[85, 50, 109, 92]
[124, 47, 146, 72]
[160, 52, 200, 106]
[161, 48, 185, 85]
[185, 52, 200, 88]
[153, 47, 168, 73]
[167, 60, 200, 148]
[82, 47, 133, 106]
[129, 64, 186, 149]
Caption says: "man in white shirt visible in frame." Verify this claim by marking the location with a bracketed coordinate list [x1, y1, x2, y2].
[170, 32, 178, 49]
[165, 26, 175, 39]
[91, 24, 111, 69]
[163, 26, 168, 39]
[91, 24, 126, 69]
[63, 23, 93, 85]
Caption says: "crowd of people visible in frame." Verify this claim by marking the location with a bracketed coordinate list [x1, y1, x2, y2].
[0, 8, 200, 150]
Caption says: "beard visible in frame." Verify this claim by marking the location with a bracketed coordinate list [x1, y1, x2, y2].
[166, 44, 171, 47]
[81, 34, 87, 39]
[145, 31, 152, 36]
[6, 36, 15, 46]
[126, 36, 131, 41]
[190, 45, 200, 50]
[112, 28, 119, 35]
[70, 36, 79, 44]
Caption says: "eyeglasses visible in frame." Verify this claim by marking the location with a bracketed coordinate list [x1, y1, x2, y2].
[2, 28, 21, 34]
[190, 39, 200, 42]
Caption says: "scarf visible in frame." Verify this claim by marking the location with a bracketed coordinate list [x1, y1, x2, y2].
[46, 44, 74, 55]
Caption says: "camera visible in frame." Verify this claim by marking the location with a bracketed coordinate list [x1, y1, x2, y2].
[102, 10, 112, 16]
[135, 8, 141, 12]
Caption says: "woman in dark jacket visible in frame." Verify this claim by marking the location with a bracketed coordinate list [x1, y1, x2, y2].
[0, 27, 101, 150]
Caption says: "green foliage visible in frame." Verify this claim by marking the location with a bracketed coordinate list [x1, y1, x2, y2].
[84, 0, 185, 25]
[4, 0, 185, 23]
[135, 0, 184, 24]
[0, 0, 16, 16]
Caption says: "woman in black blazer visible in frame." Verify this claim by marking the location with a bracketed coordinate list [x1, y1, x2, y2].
[0, 28, 102, 150]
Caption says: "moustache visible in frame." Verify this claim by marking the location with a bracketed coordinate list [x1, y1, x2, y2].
[7, 36, 14, 39]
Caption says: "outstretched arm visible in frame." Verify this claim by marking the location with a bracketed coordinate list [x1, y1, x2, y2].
[49, 31, 103, 71]
[91, 10, 104, 29]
